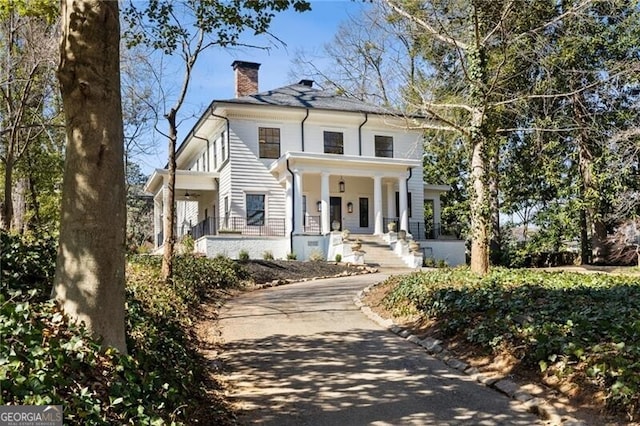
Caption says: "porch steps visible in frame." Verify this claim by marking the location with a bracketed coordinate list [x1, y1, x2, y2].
[353, 234, 409, 269]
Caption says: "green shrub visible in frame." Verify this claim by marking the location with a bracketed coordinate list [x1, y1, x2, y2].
[262, 250, 274, 260]
[171, 254, 249, 306]
[287, 252, 297, 260]
[423, 257, 435, 267]
[1, 231, 57, 301]
[309, 249, 324, 262]
[335, 254, 342, 263]
[1, 250, 239, 425]
[382, 267, 640, 418]
[238, 249, 250, 261]
[179, 234, 195, 254]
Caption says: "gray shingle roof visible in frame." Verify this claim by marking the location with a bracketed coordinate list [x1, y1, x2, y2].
[216, 82, 395, 115]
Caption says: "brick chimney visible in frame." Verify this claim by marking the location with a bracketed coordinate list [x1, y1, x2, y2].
[232, 60, 260, 97]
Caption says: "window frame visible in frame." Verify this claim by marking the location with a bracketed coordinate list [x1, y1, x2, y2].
[258, 127, 281, 159]
[374, 135, 394, 158]
[221, 130, 227, 162]
[323, 131, 344, 155]
[246, 193, 266, 226]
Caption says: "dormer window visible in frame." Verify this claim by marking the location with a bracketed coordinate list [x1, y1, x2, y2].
[259, 127, 280, 159]
[323, 131, 343, 155]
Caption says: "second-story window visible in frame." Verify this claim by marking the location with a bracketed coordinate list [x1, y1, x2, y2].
[213, 140, 218, 169]
[324, 131, 343, 154]
[221, 131, 226, 162]
[375, 135, 393, 158]
[259, 127, 280, 159]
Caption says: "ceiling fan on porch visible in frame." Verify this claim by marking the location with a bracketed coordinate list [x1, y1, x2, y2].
[184, 191, 200, 199]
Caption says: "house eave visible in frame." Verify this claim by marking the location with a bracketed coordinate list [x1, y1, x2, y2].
[424, 184, 451, 193]
[269, 152, 421, 180]
[144, 169, 219, 195]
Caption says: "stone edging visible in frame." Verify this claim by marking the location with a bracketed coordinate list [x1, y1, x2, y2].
[353, 281, 586, 426]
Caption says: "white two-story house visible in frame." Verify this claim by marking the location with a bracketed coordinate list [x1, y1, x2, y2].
[144, 61, 465, 266]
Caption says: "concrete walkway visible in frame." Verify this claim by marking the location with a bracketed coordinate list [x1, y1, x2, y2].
[217, 272, 542, 425]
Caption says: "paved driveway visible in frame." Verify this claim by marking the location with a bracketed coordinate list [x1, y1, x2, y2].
[217, 272, 541, 425]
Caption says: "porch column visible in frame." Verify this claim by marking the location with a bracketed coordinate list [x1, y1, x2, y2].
[320, 172, 330, 234]
[373, 175, 383, 235]
[386, 181, 395, 221]
[162, 183, 171, 244]
[398, 175, 408, 232]
[285, 173, 293, 235]
[433, 196, 442, 230]
[293, 169, 304, 234]
[153, 194, 162, 247]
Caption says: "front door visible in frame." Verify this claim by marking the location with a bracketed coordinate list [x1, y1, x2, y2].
[330, 196, 342, 230]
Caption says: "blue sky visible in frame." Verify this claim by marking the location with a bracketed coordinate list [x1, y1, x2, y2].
[138, 1, 371, 173]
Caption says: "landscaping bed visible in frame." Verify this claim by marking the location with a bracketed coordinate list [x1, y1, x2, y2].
[364, 268, 640, 424]
[238, 258, 373, 285]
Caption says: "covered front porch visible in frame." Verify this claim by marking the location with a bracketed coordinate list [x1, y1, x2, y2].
[271, 152, 424, 238]
[144, 155, 463, 263]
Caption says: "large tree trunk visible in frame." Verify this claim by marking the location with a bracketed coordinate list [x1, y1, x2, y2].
[161, 113, 178, 281]
[53, 0, 127, 353]
[11, 177, 27, 233]
[470, 130, 490, 275]
[469, 104, 490, 274]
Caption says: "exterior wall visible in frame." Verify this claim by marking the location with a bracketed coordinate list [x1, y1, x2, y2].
[197, 192, 217, 222]
[408, 167, 425, 224]
[292, 235, 328, 261]
[227, 119, 287, 224]
[196, 235, 290, 260]
[417, 240, 466, 266]
[361, 119, 423, 160]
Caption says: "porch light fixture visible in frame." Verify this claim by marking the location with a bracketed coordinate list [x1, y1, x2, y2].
[347, 202, 353, 213]
[339, 177, 345, 193]
[317, 201, 322, 212]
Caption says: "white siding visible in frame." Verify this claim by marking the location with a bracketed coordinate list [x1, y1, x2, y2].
[226, 120, 287, 223]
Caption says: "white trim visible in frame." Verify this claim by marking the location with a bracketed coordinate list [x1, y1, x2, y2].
[424, 183, 451, 192]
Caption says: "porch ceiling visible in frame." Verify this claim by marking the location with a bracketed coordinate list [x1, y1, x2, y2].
[144, 169, 219, 195]
[269, 152, 422, 180]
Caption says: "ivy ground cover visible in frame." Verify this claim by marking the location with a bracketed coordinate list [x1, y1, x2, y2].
[382, 268, 640, 420]
[1, 231, 243, 425]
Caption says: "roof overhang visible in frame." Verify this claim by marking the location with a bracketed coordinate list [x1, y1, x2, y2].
[424, 184, 451, 193]
[269, 152, 422, 181]
[144, 169, 219, 195]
